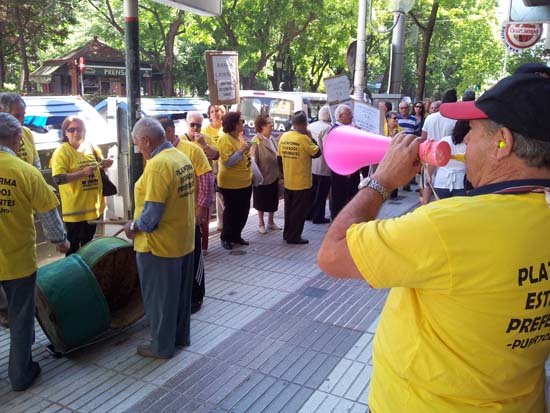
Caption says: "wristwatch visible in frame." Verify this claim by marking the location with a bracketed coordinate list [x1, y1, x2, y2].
[358, 177, 390, 201]
[129, 221, 136, 232]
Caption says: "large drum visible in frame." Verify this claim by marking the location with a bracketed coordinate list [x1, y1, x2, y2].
[76, 237, 143, 329]
[36, 254, 111, 354]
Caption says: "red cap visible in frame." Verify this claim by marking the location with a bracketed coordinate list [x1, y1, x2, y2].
[439, 101, 487, 120]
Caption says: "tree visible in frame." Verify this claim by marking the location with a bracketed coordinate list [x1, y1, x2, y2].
[0, 0, 78, 91]
[86, 0, 191, 96]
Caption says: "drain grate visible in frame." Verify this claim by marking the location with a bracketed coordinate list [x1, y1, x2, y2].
[301, 287, 328, 298]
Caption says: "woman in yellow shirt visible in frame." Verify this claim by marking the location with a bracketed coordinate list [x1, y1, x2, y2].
[51, 116, 113, 255]
[217, 111, 252, 250]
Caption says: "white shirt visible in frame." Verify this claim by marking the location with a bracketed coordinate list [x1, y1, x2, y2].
[433, 135, 467, 190]
[309, 119, 332, 176]
[422, 112, 457, 141]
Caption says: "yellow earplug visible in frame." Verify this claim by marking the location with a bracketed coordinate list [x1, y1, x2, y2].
[499, 141, 506, 148]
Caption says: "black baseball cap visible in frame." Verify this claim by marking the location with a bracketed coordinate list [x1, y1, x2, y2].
[513, 63, 550, 76]
[440, 74, 550, 142]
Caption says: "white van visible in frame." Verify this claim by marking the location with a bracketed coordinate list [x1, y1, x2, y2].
[232, 90, 327, 138]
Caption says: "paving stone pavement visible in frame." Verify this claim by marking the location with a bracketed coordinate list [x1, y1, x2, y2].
[0, 188, 435, 412]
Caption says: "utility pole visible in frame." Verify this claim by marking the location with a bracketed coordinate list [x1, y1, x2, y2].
[124, 0, 142, 217]
[352, 0, 367, 101]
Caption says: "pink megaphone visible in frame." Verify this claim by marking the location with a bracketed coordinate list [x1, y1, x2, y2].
[324, 125, 451, 175]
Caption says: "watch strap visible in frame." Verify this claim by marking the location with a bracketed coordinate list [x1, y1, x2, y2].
[358, 177, 389, 201]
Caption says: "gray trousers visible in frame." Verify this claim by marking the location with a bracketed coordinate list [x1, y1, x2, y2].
[1, 274, 37, 388]
[136, 251, 194, 358]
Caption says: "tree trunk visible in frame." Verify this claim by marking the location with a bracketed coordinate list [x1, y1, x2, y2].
[415, 1, 439, 101]
[14, 5, 31, 92]
[161, 12, 184, 96]
[0, 22, 5, 89]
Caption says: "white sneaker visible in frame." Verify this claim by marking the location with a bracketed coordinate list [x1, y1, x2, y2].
[258, 226, 267, 234]
[267, 223, 281, 230]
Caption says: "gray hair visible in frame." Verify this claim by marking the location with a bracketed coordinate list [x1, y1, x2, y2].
[132, 117, 165, 143]
[186, 111, 204, 121]
[0, 112, 22, 143]
[485, 120, 550, 168]
[0, 92, 25, 113]
[335, 104, 352, 121]
[318, 105, 331, 122]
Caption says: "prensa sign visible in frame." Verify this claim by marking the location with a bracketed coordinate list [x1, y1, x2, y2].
[501, 23, 543, 53]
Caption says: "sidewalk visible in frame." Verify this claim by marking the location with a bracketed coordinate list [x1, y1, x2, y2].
[0, 189, 422, 413]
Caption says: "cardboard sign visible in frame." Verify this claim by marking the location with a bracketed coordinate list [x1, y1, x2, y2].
[353, 100, 383, 135]
[323, 75, 351, 105]
[205, 51, 240, 105]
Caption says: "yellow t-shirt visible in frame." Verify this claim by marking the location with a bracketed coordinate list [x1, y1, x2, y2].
[174, 139, 212, 208]
[0, 152, 59, 280]
[50, 142, 105, 222]
[277, 130, 319, 190]
[18, 126, 39, 167]
[201, 124, 222, 144]
[347, 193, 550, 413]
[217, 132, 252, 189]
[133, 147, 195, 258]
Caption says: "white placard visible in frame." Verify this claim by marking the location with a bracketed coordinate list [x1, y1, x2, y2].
[353, 100, 383, 134]
[323, 75, 351, 105]
[216, 79, 236, 101]
[212, 55, 238, 84]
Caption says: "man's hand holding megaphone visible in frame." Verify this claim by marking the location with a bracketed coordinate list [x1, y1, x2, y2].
[370, 133, 424, 194]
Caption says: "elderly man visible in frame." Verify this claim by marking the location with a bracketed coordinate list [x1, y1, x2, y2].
[183, 111, 218, 253]
[278, 110, 320, 244]
[0, 93, 42, 327]
[0, 113, 69, 390]
[329, 104, 361, 220]
[124, 117, 195, 359]
[318, 74, 550, 412]
[307, 105, 332, 224]
[158, 116, 213, 313]
[397, 101, 420, 135]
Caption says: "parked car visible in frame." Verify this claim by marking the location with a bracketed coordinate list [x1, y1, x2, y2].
[231, 90, 327, 139]
[94, 97, 210, 219]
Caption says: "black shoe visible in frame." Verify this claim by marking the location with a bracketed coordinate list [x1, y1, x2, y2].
[12, 362, 41, 392]
[137, 343, 171, 359]
[222, 240, 232, 250]
[312, 218, 331, 224]
[191, 300, 202, 314]
[236, 238, 249, 245]
[287, 238, 309, 245]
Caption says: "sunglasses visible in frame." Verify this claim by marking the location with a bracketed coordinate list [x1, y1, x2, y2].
[188, 122, 202, 128]
[415, 105, 423, 108]
[67, 127, 83, 133]
[390, 117, 398, 120]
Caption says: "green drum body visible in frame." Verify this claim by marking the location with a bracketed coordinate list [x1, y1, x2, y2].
[76, 237, 143, 329]
[36, 254, 111, 353]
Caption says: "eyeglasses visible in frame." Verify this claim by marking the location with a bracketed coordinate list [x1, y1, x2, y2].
[188, 122, 202, 128]
[67, 127, 83, 133]
[399, 106, 408, 110]
[390, 117, 398, 120]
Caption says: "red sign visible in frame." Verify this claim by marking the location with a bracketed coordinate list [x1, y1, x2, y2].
[502, 23, 543, 53]
[79, 57, 86, 74]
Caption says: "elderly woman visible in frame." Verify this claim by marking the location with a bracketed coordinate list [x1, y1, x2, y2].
[50, 116, 113, 255]
[250, 115, 281, 234]
[217, 111, 252, 250]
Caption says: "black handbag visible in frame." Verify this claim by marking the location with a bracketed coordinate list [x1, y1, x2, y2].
[93, 148, 117, 197]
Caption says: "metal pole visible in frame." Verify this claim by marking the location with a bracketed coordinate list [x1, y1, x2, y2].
[124, 0, 142, 217]
[353, 0, 367, 101]
[388, 13, 405, 94]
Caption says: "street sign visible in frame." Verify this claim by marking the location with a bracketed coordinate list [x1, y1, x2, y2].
[149, 0, 222, 16]
[507, 0, 550, 23]
[346, 41, 357, 74]
[501, 23, 543, 53]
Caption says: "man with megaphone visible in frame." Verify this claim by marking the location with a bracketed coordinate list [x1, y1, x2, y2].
[318, 74, 550, 413]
